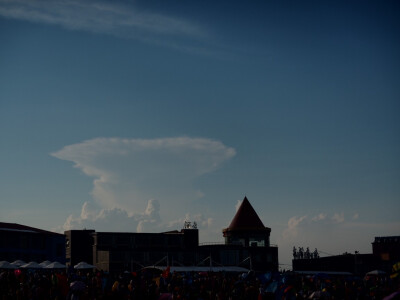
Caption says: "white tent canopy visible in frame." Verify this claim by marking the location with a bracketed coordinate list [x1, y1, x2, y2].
[0, 261, 17, 269]
[10, 260, 26, 267]
[74, 262, 95, 269]
[294, 271, 354, 276]
[366, 270, 387, 276]
[45, 261, 66, 269]
[143, 266, 250, 273]
[39, 260, 52, 267]
[20, 261, 43, 269]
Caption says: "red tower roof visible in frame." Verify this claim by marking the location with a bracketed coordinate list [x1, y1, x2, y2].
[227, 197, 266, 230]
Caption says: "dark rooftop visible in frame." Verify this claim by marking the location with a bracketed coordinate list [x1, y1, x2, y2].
[227, 196, 266, 230]
[0, 222, 63, 236]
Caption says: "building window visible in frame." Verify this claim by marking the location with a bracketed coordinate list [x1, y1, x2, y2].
[56, 243, 63, 257]
[249, 238, 265, 247]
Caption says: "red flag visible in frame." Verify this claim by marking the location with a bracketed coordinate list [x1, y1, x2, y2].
[162, 266, 170, 278]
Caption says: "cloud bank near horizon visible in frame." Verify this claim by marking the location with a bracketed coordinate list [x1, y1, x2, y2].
[62, 198, 216, 236]
[52, 136, 236, 233]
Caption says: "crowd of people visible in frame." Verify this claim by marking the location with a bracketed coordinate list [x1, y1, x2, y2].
[0, 266, 399, 300]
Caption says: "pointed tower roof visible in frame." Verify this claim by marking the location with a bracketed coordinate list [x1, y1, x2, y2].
[227, 196, 265, 230]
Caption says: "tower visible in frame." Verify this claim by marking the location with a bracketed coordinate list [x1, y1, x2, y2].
[222, 197, 271, 247]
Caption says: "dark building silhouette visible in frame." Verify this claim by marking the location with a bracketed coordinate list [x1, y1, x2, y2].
[208, 196, 278, 271]
[292, 253, 381, 275]
[0, 222, 65, 263]
[92, 228, 200, 272]
[65, 197, 279, 273]
[223, 196, 271, 247]
[65, 229, 95, 267]
[372, 236, 400, 262]
[372, 236, 400, 272]
[293, 236, 400, 275]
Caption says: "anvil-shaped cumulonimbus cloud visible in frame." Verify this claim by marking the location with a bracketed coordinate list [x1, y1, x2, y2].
[51, 137, 236, 215]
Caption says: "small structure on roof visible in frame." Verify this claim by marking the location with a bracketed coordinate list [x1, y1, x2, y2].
[223, 196, 271, 247]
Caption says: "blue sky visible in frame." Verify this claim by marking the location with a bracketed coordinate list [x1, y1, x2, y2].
[0, 0, 399, 267]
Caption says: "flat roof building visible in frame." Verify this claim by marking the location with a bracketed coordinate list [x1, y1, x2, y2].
[0, 222, 65, 263]
[65, 197, 279, 273]
[293, 236, 400, 275]
[372, 236, 400, 262]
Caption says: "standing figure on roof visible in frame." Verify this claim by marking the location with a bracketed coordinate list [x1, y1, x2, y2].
[313, 248, 319, 259]
[305, 247, 310, 259]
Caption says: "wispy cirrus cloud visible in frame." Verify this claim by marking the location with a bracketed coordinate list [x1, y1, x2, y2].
[0, 0, 209, 51]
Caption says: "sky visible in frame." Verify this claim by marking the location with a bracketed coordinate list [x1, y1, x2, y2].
[0, 0, 399, 268]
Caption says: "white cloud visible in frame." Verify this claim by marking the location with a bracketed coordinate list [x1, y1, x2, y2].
[137, 199, 161, 232]
[235, 199, 242, 212]
[80, 201, 97, 220]
[136, 219, 158, 233]
[0, 0, 209, 52]
[282, 212, 348, 242]
[282, 215, 308, 240]
[144, 199, 160, 219]
[63, 199, 165, 232]
[52, 136, 235, 232]
[352, 213, 359, 220]
[332, 212, 345, 223]
[61, 199, 217, 240]
[311, 213, 327, 222]
[0, 0, 204, 36]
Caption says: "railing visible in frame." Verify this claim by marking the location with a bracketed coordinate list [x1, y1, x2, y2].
[199, 242, 225, 246]
[199, 242, 278, 247]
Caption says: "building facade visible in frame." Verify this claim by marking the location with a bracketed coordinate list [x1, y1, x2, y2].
[91, 229, 200, 273]
[65, 229, 95, 267]
[372, 236, 400, 262]
[218, 196, 278, 271]
[293, 236, 400, 275]
[223, 197, 271, 248]
[0, 222, 65, 263]
[292, 253, 381, 275]
[65, 197, 279, 273]
[372, 236, 400, 272]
